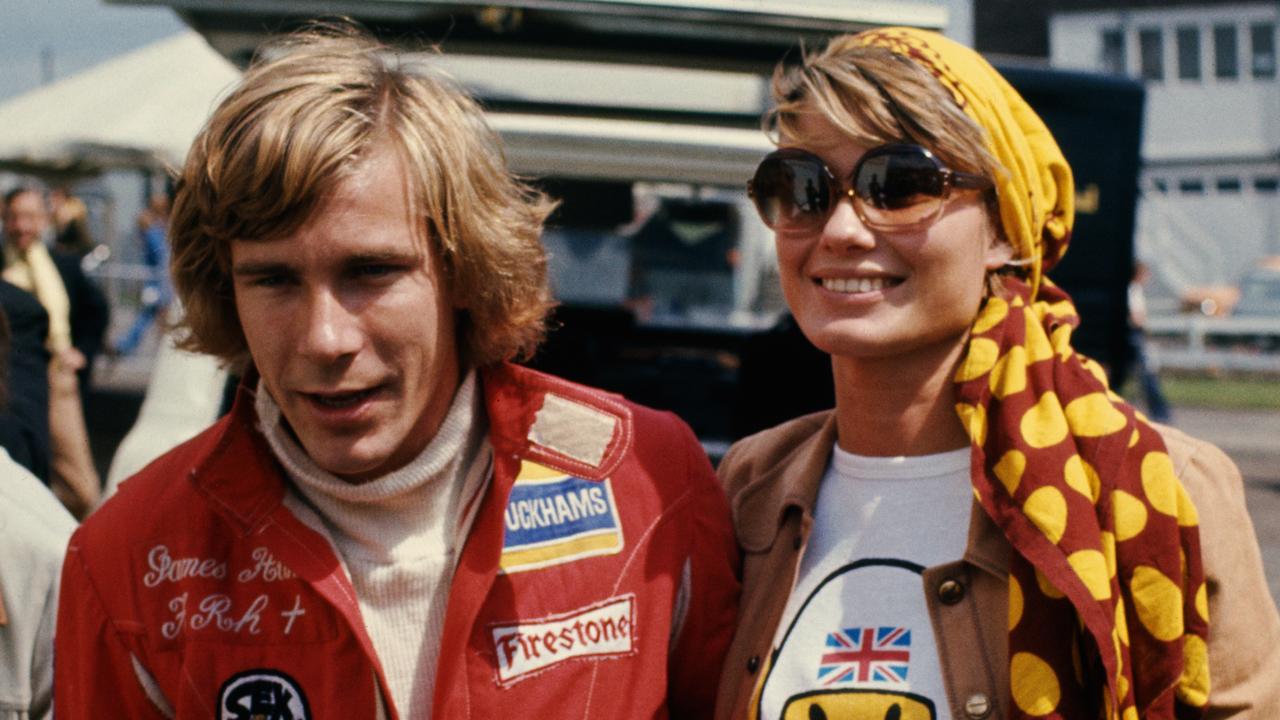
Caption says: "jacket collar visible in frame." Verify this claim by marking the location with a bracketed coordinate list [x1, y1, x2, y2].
[188, 369, 288, 536]
[730, 409, 1011, 578]
[732, 411, 836, 553]
[963, 497, 1010, 577]
[189, 363, 635, 534]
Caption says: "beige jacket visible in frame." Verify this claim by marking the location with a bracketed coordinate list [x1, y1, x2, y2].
[714, 411, 1280, 719]
[1, 448, 76, 720]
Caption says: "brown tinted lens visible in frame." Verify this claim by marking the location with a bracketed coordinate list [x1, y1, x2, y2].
[853, 147, 946, 226]
[752, 153, 830, 230]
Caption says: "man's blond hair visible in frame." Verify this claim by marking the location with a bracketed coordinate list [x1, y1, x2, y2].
[170, 22, 555, 367]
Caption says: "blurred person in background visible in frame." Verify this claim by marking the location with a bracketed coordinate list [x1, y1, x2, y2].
[0, 307, 77, 720]
[0, 278, 51, 483]
[110, 192, 172, 356]
[1128, 260, 1171, 423]
[55, 23, 738, 720]
[49, 185, 110, 394]
[49, 186, 94, 259]
[1, 187, 101, 518]
[46, 187, 111, 399]
[715, 28, 1280, 719]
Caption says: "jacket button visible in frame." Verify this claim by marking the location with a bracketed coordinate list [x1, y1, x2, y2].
[746, 655, 761, 674]
[937, 578, 965, 605]
[964, 692, 992, 718]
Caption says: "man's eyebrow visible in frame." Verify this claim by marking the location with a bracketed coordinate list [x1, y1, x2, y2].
[231, 260, 293, 277]
[231, 249, 422, 276]
[345, 248, 421, 264]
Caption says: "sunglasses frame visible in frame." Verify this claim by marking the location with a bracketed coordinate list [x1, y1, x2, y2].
[747, 143, 993, 233]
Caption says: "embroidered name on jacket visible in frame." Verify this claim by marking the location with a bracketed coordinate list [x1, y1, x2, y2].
[500, 460, 624, 574]
[491, 594, 637, 686]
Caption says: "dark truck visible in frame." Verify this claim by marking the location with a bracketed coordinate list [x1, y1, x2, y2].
[107, 0, 1145, 464]
[1001, 64, 1145, 392]
[526, 64, 1146, 455]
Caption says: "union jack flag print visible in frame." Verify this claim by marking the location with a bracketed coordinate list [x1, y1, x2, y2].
[817, 626, 911, 686]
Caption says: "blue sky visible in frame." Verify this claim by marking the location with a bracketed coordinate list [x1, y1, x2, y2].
[0, 0, 185, 101]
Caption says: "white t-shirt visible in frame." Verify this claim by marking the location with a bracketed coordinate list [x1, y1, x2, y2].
[755, 445, 972, 720]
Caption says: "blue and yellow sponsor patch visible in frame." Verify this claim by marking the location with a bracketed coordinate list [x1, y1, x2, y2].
[500, 461, 624, 574]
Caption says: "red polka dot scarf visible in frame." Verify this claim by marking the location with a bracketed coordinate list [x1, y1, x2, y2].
[858, 28, 1210, 719]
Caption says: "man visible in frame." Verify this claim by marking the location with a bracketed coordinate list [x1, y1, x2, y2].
[1, 187, 101, 517]
[111, 192, 171, 356]
[50, 186, 94, 258]
[0, 279, 51, 480]
[1126, 260, 1171, 422]
[56, 25, 739, 720]
[0, 301, 76, 720]
[0, 443, 73, 720]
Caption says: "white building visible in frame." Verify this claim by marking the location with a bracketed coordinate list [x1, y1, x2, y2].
[1050, 2, 1280, 296]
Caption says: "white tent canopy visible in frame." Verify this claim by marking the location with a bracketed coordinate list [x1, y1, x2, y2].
[0, 31, 239, 176]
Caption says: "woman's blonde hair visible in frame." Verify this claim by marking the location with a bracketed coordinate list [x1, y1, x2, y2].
[769, 36, 999, 183]
[170, 22, 556, 368]
[768, 35, 1012, 294]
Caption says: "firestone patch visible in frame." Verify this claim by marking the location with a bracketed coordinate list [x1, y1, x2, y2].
[490, 594, 637, 686]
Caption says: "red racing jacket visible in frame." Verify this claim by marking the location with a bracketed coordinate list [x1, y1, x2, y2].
[55, 362, 740, 719]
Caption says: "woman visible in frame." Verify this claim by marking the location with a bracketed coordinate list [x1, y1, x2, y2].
[715, 28, 1280, 720]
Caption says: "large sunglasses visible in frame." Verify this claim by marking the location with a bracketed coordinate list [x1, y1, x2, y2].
[748, 144, 993, 232]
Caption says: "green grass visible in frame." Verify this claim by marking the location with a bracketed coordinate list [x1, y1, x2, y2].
[1120, 374, 1280, 410]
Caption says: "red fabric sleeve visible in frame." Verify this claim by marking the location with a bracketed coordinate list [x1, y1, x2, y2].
[666, 421, 742, 719]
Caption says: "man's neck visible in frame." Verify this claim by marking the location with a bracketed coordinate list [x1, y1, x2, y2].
[259, 369, 486, 559]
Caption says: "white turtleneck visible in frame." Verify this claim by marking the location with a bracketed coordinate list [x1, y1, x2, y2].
[255, 370, 491, 720]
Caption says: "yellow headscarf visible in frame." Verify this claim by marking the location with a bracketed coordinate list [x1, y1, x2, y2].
[852, 28, 1209, 720]
[855, 27, 1074, 298]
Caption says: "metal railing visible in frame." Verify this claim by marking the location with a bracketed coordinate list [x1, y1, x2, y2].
[1145, 314, 1280, 373]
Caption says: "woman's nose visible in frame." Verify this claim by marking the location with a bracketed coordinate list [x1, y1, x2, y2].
[819, 196, 876, 252]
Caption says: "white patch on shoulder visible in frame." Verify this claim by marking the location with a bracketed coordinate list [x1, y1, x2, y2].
[528, 393, 618, 468]
[490, 594, 637, 686]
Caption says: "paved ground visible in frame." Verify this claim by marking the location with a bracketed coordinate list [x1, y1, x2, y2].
[1167, 406, 1280, 607]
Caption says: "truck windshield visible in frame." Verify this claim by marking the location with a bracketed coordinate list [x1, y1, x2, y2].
[542, 180, 785, 332]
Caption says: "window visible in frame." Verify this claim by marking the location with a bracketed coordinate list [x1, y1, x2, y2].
[1255, 177, 1279, 192]
[1214, 24, 1239, 79]
[1216, 177, 1241, 192]
[1102, 27, 1126, 75]
[1179, 178, 1205, 194]
[1252, 23, 1276, 78]
[1176, 26, 1201, 79]
[1139, 27, 1164, 80]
